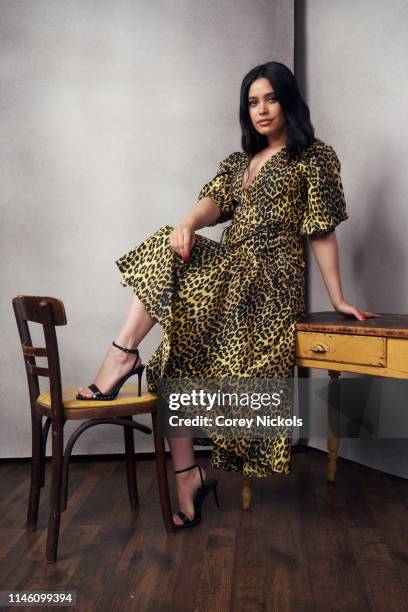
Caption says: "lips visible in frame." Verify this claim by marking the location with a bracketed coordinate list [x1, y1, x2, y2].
[258, 120, 272, 126]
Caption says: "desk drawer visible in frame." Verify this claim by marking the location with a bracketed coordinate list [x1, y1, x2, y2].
[388, 338, 408, 373]
[296, 332, 386, 367]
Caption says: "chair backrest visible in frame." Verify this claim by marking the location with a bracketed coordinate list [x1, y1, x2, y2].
[12, 296, 67, 418]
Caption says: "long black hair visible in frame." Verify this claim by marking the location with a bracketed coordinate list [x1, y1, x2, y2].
[239, 62, 317, 161]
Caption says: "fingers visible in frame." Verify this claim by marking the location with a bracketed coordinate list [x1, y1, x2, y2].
[338, 306, 368, 321]
[357, 310, 382, 320]
[356, 310, 381, 321]
[182, 233, 190, 261]
[335, 301, 381, 321]
[183, 234, 196, 261]
[169, 226, 196, 261]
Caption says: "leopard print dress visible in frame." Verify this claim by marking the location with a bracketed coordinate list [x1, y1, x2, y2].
[115, 141, 348, 477]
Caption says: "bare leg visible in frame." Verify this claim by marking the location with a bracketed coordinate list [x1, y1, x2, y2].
[77, 294, 205, 526]
[167, 437, 206, 526]
[77, 295, 156, 398]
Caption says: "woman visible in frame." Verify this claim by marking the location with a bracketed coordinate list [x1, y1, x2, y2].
[76, 61, 379, 528]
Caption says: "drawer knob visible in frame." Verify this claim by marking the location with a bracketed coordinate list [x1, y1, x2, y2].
[311, 343, 328, 353]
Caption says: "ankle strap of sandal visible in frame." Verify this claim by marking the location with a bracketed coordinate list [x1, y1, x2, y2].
[174, 464, 204, 487]
[174, 464, 197, 474]
[112, 340, 139, 356]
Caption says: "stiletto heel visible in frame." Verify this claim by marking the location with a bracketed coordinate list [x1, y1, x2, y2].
[76, 341, 145, 401]
[173, 464, 219, 530]
[137, 365, 145, 397]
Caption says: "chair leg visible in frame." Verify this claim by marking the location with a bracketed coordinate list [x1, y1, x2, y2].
[40, 418, 51, 488]
[152, 411, 175, 534]
[45, 421, 64, 563]
[27, 414, 43, 531]
[123, 416, 139, 512]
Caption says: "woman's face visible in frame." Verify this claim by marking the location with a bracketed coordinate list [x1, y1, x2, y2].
[247, 77, 286, 141]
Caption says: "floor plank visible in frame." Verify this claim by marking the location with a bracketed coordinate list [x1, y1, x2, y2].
[0, 449, 407, 611]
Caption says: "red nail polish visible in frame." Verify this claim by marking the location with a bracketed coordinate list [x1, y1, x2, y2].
[360, 315, 366, 321]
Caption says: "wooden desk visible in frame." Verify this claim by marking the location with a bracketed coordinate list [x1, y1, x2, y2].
[241, 312, 408, 509]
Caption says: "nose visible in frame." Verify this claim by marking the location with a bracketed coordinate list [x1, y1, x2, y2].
[258, 100, 268, 115]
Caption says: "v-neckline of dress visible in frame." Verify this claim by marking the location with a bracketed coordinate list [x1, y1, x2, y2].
[241, 146, 287, 192]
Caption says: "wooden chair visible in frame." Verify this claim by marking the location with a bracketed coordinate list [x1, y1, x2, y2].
[12, 295, 174, 564]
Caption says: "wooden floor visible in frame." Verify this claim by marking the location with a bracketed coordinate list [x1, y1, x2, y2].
[0, 446, 407, 612]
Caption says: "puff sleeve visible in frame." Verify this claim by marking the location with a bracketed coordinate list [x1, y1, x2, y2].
[300, 143, 349, 236]
[197, 152, 242, 226]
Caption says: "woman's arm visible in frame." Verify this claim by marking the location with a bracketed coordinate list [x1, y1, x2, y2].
[179, 196, 220, 231]
[309, 232, 380, 320]
[169, 196, 220, 262]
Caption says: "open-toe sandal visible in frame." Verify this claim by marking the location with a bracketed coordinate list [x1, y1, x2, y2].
[76, 341, 145, 401]
[173, 464, 219, 530]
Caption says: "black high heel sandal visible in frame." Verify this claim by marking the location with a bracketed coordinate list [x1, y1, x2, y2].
[75, 341, 145, 401]
[173, 464, 220, 529]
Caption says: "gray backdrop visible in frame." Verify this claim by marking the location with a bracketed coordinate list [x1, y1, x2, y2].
[3, 1, 407, 478]
[1, 0, 294, 457]
[296, 0, 408, 477]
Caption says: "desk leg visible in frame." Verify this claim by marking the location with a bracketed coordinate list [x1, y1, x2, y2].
[297, 365, 309, 445]
[327, 370, 341, 483]
[241, 477, 252, 510]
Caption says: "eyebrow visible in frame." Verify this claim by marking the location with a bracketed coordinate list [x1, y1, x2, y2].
[248, 92, 276, 100]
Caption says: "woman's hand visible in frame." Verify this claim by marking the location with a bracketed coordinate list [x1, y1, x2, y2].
[332, 298, 381, 321]
[169, 225, 197, 262]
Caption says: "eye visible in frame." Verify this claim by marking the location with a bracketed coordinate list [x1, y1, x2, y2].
[248, 95, 278, 107]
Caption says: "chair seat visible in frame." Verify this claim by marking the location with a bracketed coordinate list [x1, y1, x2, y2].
[36, 383, 159, 420]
